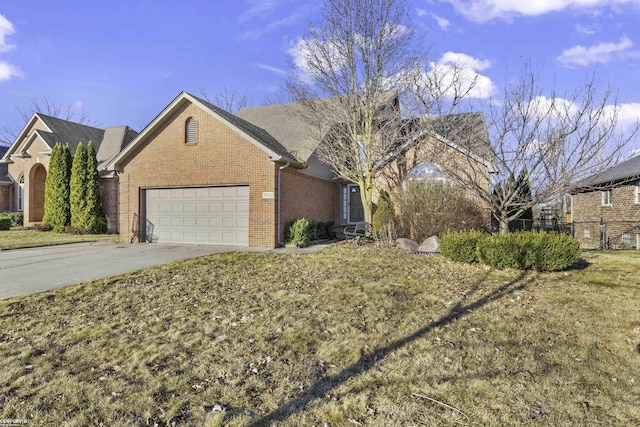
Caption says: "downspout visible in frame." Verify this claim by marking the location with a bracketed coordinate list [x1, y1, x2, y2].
[277, 162, 290, 246]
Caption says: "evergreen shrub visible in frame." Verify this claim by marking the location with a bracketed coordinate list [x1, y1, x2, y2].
[440, 230, 486, 263]
[0, 216, 11, 230]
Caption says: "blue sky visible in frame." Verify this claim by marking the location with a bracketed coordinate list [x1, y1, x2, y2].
[2, 0, 640, 146]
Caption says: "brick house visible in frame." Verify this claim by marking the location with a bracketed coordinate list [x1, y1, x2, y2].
[571, 154, 640, 249]
[1, 91, 494, 248]
[0, 146, 12, 212]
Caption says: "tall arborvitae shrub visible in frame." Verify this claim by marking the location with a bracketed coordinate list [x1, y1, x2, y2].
[84, 141, 106, 233]
[43, 144, 72, 232]
[372, 190, 393, 232]
[70, 143, 88, 229]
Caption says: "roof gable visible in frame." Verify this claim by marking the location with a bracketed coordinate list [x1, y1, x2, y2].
[107, 92, 302, 171]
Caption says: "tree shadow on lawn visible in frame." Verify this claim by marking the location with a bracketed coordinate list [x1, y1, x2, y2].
[247, 270, 533, 426]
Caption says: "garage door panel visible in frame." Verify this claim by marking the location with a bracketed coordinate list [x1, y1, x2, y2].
[145, 186, 249, 245]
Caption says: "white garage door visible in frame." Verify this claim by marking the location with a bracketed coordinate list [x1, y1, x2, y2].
[145, 186, 249, 245]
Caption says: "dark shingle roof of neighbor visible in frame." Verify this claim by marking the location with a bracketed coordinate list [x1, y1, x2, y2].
[35, 114, 138, 169]
[188, 93, 299, 163]
[0, 145, 10, 182]
[572, 153, 640, 192]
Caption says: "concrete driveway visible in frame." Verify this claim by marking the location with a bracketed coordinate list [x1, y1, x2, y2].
[0, 241, 254, 299]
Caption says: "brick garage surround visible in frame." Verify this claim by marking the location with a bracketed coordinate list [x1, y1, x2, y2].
[572, 183, 640, 249]
[0, 185, 11, 212]
[279, 168, 338, 241]
[116, 102, 282, 248]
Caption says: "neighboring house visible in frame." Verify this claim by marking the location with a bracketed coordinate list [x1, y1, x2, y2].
[1, 91, 494, 248]
[571, 154, 640, 249]
[0, 145, 12, 212]
[0, 114, 137, 232]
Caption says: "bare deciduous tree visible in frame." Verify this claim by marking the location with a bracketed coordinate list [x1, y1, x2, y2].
[0, 96, 101, 146]
[287, 0, 475, 223]
[199, 87, 250, 113]
[433, 65, 638, 234]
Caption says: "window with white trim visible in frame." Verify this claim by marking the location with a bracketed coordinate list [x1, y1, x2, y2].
[602, 189, 612, 206]
[18, 174, 24, 211]
[584, 229, 591, 238]
[185, 117, 197, 143]
[636, 181, 640, 204]
[622, 233, 632, 245]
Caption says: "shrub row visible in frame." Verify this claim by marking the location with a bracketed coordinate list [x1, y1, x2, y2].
[441, 230, 581, 271]
[284, 219, 334, 246]
[0, 211, 23, 227]
[0, 216, 11, 230]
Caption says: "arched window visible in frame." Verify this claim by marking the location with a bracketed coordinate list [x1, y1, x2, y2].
[409, 162, 445, 181]
[185, 117, 197, 143]
[18, 174, 25, 211]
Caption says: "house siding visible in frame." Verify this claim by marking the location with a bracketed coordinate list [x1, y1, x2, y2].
[116, 102, 279, 248]
[572, 183, 640, 249]
[279, 168, 338, 241]
[7, 138, 51, 226]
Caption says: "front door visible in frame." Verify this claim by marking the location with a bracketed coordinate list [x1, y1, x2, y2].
[349, 184, 365, 223]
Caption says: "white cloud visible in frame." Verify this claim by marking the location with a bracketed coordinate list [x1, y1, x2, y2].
[0, 14, 16, 53]
[440, 52, 491, 71]
[575, 23, 598, 35]
[238, 0, 284, 23]
[0, 61, 23, 81]
[557, 36, 638, 67]
[430, 13, 451, 30]
[239, 11, 303, 40]
[424, 52, 496, 99]
[254, 63, 287, 76]
[416, 8, 427, 17]
[605, 102, 640, 135]
[442, 0, 640, 23]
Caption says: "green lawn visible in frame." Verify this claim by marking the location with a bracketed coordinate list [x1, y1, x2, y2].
[0, 229, 118, 250]
[0, 244, 638, 426]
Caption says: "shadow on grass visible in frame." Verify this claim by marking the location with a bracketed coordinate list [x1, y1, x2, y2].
[247, 270, 532, 426]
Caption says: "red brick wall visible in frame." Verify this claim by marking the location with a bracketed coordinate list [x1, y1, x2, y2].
[572, 183, 640, 248]
[116, 101, 279, 248]
[0, 185, 10, 212]
[99, 178, 119, 233]
[279, 168, 338, 241]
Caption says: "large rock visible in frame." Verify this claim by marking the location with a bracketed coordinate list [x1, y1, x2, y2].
[418, 235, 440, 253]
[397, 238, 419, 251]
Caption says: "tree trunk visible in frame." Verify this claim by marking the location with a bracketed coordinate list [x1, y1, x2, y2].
[360, 180, 374, 224]
[499, 217, 509, 234]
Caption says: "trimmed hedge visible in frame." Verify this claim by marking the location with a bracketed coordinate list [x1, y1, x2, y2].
[440, 230, 485, 263]
[0, 211, 23, 227]
[441, 230, 581, 272]
[0, 216, 11, 231]
[284, 218, 334, 246]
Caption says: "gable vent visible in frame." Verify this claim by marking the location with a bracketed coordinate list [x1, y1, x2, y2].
[185, 117, 197, 143]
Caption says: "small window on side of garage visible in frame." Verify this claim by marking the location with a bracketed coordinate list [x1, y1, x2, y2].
[185, 117, 197, 144]
[584, 229, 591, 238]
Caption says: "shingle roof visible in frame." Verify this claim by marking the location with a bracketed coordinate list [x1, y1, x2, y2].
[237, 100, 494, 165]
[572, 153, 640, 192]
[237, 102, 319, 161]
[37, 114, 106, 155]
[189, 94, 298, 163]
[96, 126, 138, 168]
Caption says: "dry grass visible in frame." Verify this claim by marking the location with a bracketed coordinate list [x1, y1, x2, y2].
[0, 243, 638, 426]
[0, 230, 118, 250]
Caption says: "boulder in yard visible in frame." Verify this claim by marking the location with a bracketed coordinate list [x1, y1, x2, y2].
[419, 235, 440, 253]
[397, 238, 419, 251]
